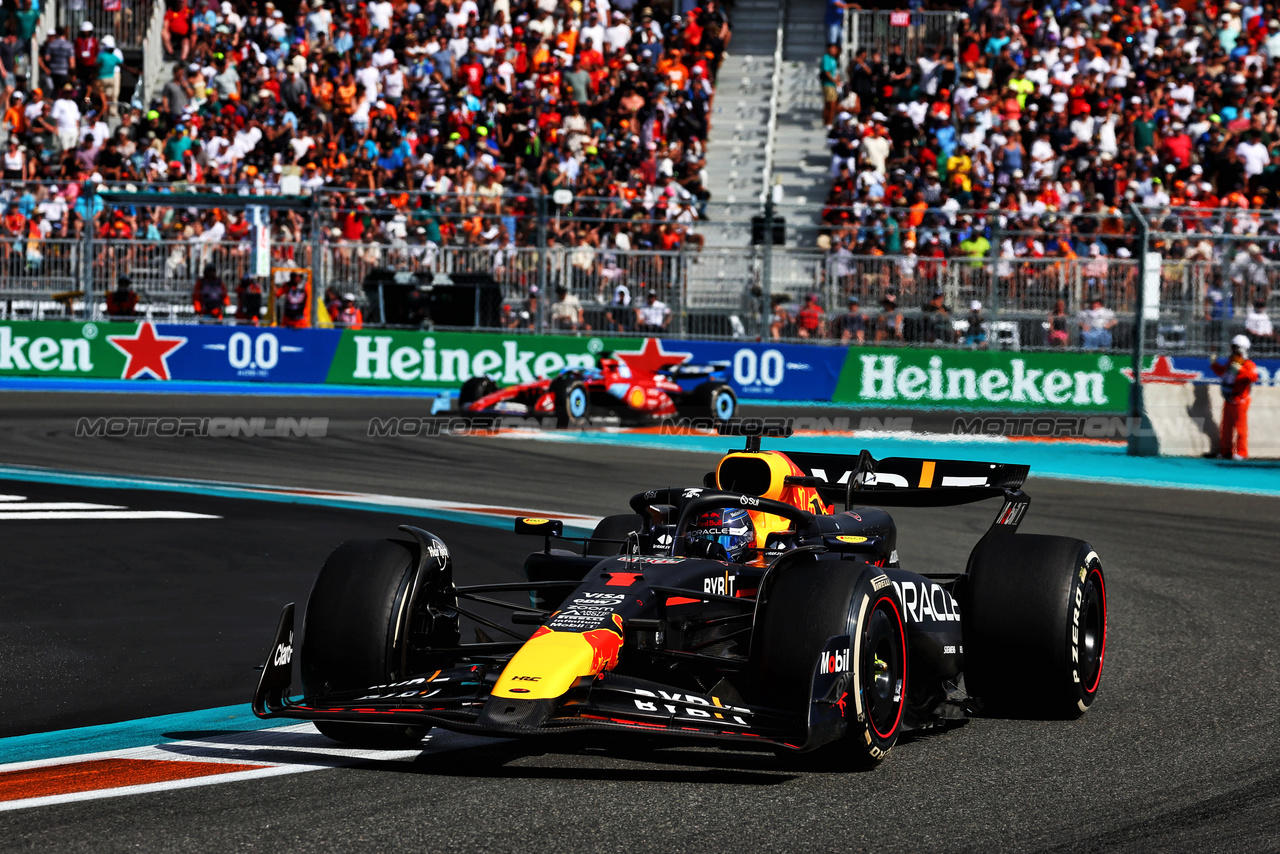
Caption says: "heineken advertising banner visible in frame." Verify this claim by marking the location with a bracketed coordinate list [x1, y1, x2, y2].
[327, 329, 642, 387]
[0, 321, 340, 383]
[831, 348, 1132, 412]
[324, 329, 850, 400]
[0, 320, 1156, 413]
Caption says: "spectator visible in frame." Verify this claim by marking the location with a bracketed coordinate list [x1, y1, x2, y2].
[1048, 299, 1070, 347]
[73, 21, 97, 89]
[636, 289, 671, 333]
[833, 295, 865, 343]
[796, 292, 825, 338]
[235, 275, 264, 325]
[769, 293, 793, 340]
[821, 44, 841, 128]
[105, 275, 138, 318]
[921, 289, 954, 344]
[163, 0, 194, 62]
[1079, 296, 1117, 350]
[337, 293, 363, 329]
[825, 0, 852, 46]
[1245, 298, 1275, 352]
[96, 35, 126, 114]
[40, 27, 74, 93]
[605, 282, 633, 332]
[551, 284, 586, 331]
[963, 300, 987, 348]
[49, 84, 80, 155]
[160, 65, 189, 123]
[875, 294, 903, 343]
[193, 264, 228, 321]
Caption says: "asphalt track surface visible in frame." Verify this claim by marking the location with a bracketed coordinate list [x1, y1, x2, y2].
[3, 391, 1280, 852]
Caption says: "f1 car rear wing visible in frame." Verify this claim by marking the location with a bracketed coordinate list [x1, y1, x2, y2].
[784, 450, 1029, 508]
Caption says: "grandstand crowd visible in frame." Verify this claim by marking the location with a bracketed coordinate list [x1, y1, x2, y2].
[820, 0, 1280, 277]
[0, 0, 729, 256]
[808, 0, 1280, 349]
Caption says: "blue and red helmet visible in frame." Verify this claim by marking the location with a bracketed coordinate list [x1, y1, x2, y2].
[686, 507, 755, 560]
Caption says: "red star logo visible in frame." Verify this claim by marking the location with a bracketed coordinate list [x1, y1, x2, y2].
[107, 323, 187, 380]
[1121, 355, 1202, 385]
[614, 338, 693, 376]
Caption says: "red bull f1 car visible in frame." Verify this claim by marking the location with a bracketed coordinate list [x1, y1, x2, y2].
[455, 353, 737, 427]
[253, 425, 1107, 767]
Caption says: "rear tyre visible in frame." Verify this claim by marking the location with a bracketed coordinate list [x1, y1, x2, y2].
[459, 376, 497, 408]
[586, 514, 644, 556]
[300, 539, 431, 748]
[751, 559, 907, 768]
[687, 381, 737, 420]
[552, 379, 590, 428]
[963, 534, 1106, 718]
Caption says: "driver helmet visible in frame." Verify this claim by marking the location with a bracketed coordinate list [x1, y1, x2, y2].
[686, 507, 755, 561]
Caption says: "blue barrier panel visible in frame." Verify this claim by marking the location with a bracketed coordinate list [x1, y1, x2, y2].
[158, 325, 344, 383]
[658, 339, 847, 400]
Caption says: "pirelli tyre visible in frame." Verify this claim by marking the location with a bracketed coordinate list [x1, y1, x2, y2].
[687, 381, 738, 421]
[459, 376, 498, 408]
[751, 558, 907, 769]
[586, 514, 644, 556]
[962, 534, 1107, 718]
[300, 539, 432, 748]
[552, 378, 590, 428]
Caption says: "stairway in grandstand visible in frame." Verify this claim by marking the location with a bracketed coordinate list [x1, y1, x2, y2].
[773, 0, 832, 246]
[699, 0, 830, 248]
[698, 0, 777, 247]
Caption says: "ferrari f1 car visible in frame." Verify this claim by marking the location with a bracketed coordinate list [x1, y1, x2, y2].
[455, 354, 737, 427]
[253, 425, 1106, 768]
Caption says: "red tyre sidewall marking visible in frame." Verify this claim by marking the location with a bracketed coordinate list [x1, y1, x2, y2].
[868, 596, 907, 740]
[1085, 566, 1106, 695]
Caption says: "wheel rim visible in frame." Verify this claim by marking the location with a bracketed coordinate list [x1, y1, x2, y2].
[1081, 567, 1106, 694]
[568, 387, 588, 418]
[863, 597, 906, 739]
[713, 390, 735, 419]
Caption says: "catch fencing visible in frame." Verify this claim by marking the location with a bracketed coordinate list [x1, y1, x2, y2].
[1, 240, 1271, 356]
[0, 186, 1274, 356]
[840, 10, 965, 64]
[60, 0, 153, 50]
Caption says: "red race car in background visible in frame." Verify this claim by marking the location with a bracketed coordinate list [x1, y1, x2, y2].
[457, 343, 737, 427]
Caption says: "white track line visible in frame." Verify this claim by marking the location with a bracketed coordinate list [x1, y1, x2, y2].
[0, 511, 220, 520]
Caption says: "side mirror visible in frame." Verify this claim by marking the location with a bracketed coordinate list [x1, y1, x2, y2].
[514, 517, 564, 538]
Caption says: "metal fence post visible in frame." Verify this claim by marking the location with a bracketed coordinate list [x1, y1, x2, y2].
[309, 194, 322, 328]
[761, 191, 774, 339]
[1218, 241, 1235, 355]
[83, 182, 96, 320]
[535, 192, 547, 334]
[987, 215, 1001, 349]
[674, 244, 686, 337]
[1127, 202, 1148, 422]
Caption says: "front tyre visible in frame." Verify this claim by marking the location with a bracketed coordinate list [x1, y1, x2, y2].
[300, 539, 431, 748]
[459, 376, 498, 408]
[963, 534, 1107, 717]
[687, 381, 737, 420]
[751, 559, 906, 768]
[553, 379, 590, 428]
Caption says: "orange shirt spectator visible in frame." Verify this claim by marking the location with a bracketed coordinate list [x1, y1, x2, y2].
[3, 209, 26, 236]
